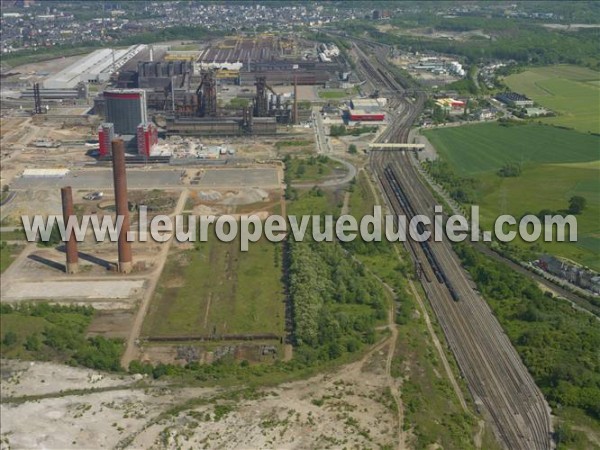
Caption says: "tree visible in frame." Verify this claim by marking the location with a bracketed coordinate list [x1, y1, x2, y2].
[39, 222, 62, 247]
[432, 105, 447, 124]
[348, 144, 358, 154]
[568, 196, 586, 215]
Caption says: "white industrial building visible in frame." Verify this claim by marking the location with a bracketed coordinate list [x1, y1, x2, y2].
[43, 45, 146, 89]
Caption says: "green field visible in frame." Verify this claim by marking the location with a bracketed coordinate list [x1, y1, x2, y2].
[318, 89, 350, 99]
[424, 123, 600, 269]
[505, 65, 600, 133]
[285, 155, 347, 183]
[143, 237, 284, 338]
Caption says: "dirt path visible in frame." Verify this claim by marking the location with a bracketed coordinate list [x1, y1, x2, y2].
[382, 283, 407, 450]
[347, 250, 407, 449]
[340, 191, 351, 215]
[203, 294, 212, 328]
[120, 189, 189, 368]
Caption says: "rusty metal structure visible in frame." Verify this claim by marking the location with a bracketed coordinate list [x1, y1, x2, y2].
[60, 186, 79, 274]
[292, 75, 298, 125]
[196, 70, 217, 117]
[111, 138, 133, 273]
[33, 82, 43, 115]
[254, 76, 269, 117]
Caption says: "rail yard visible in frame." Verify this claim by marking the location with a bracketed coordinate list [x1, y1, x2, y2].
[356, 41, 554, 449]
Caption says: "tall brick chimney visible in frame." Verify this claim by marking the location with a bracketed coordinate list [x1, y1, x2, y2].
[111, 138, 133, 273]
[60, 186, 79, 274]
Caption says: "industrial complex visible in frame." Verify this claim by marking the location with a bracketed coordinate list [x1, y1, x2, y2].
[3, 3, 596, 448]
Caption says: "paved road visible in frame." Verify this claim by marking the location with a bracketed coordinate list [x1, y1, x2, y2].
[11, 169, 183, 191]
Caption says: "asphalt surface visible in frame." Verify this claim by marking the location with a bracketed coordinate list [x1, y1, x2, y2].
[11, 169, 183, 191]
[10, 167, 281, 191]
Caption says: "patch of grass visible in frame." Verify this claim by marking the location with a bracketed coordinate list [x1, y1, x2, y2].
[318, 89, 349, 99]
[285, 155, 347, 183]
[286, 186, 341, 217]
[424, 123, 600, 269]
[275, 139, 313, 150]
[505, 65, 600, 133]
[142, 235, 284, 338]
[347, 171, 377, 218]
[0, 229, 27, 241]
[1, 304, 123, 372]
[554, 407, 600, 450]
[0, 241, 23, 273]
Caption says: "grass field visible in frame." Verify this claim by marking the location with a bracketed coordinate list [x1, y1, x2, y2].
[285, 156, 347, 183]
[505, 65, 600, 133]
[424, 123, 600, 269]
[142, 236, 284, 338]
[318, 89, 350, 99]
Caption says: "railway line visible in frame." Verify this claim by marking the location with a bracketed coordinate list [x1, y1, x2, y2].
[355, 42, 554, 449]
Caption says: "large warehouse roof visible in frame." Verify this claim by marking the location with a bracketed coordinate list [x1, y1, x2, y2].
[43, 45, 145, 89]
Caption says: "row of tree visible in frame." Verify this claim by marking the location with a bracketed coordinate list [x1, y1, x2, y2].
[287, 239, 386, 363]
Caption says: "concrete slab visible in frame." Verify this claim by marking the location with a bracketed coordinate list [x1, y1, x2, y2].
[3, 280, 145, 301]
[12, 169, 183, 190]
[196, 168, 280, 188]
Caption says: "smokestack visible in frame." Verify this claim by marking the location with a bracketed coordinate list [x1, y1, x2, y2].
[292, 75, 298, 125]
[60, 186, 79, 274]
[111, 138, 133, 273]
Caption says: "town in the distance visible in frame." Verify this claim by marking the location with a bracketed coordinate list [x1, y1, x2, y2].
[0, 1, 598, 449]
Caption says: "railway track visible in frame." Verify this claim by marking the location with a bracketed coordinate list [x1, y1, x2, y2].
[354, 42, 554, 449]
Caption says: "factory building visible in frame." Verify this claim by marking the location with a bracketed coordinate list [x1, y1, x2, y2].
[348, 97, 385, 121]
[20, 83, 88, 100]
[166, 116, 276, 136]
[350, 98, 383, 113]
[348, 110, 385, 121]
[136, 121, 159, 157]
[98, 123, 115, 158]
[43, 45, 146, 89]
[435, 98, 466, 111]
[104, 89, 148, 135]
[495, 92, 534, 107]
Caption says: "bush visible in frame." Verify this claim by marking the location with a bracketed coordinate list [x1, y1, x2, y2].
[2, 331, 17, 347]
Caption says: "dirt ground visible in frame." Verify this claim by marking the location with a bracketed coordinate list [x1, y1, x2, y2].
[1, 333, 402, 450]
